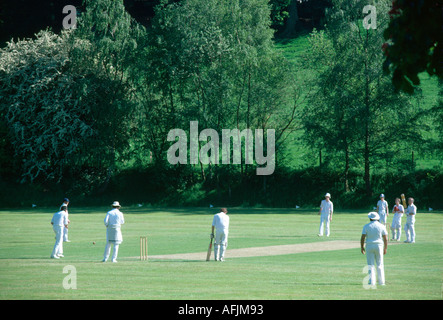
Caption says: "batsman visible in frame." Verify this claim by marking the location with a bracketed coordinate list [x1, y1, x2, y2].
[211, 208, 230, 262]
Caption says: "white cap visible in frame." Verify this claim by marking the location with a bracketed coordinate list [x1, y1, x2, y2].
[112, 201, 121, 207]
[325, 193, 331, 198]
[368, 212, 380, 220]
[380, 194, 385, 198]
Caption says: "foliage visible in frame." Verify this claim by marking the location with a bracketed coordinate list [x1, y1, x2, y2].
[0, 0, 146, 188]
[270, 0, 292, 28]
[301, 0, 429, 195]
[0, 30, 94, 182]
[67, 0, 147, 191]
[382, 0, 443, 94]
[0, 0, 441, 208]
[141, 0, 300, 169]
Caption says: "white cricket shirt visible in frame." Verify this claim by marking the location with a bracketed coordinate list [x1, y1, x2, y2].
[320, 199, 333, 215]
[377, 200, 389, 214]
[362, 221, 387, 245]
[212, 212, 230, 232]
[406, 204, 417, 224]
[104, 208, 125, 227]
[51, 210, 68, 227]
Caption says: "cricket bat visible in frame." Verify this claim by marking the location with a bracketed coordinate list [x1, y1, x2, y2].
[401, 194, 407, 210]
[206, 237, 213, 261]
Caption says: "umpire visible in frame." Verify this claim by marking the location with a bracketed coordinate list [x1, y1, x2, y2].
[361, 212, 388, 286]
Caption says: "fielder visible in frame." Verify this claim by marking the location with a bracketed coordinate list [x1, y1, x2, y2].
[60, 198, 70, 242]
[390, 198, 404, 241]
[404, 197, 417, 243]
[102, 201, 125, 263]
[361, 212, 388, 286]
[376, 194, 389, 226]
[51, 205, 69, 259]
[211, 208, 230, 262]
[318, 193, 333, 237]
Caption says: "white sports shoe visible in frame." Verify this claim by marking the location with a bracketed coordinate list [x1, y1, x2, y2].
[57, 254, 64, 258]
[50, 255, 60, 259]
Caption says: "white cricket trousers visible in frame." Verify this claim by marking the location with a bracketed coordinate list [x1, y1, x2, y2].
[51, 225, 64, 257]
[391, 227, 401, 241]
[319, 214, 330, 236]
[214, 230, 228, 261]
[103, 240, 120, 262]
[63, 226, 69, 241]
[379, 213, 387, 225]
[404, 222, 415, 242]
[366, 243, 385, 285]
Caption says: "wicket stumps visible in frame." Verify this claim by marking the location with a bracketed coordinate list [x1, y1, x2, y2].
[140, 236, 148, 261]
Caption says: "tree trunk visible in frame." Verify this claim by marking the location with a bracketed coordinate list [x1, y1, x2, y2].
[344, 142, 350, 192]
[200, 161, 206, 182]
[364, 132, 371, 196]
[283, 1, 299, 37]
[363, 31, 372, 197]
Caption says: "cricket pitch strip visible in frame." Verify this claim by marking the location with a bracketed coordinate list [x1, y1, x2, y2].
[144, 240, 401, 261]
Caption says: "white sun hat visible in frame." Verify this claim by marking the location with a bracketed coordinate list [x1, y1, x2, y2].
[325, 193, 331, 198]
[112, 201, 121, 207]
[368, 212, 380, 220]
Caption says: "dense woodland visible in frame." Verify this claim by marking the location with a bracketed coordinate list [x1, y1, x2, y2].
[0, 0, 441, 208]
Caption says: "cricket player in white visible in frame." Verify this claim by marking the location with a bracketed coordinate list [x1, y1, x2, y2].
[390, 198, 404, 241]
[60, 198, 70, 242]
[102, 201, 125, 263]
[404, 198, 417, 243]
[376, 194, 389, 225]
[361, 212, 388, 286]
[318, 193, 333, 237]
[211, 208, 230, 262]
[51, 205, 69, 259]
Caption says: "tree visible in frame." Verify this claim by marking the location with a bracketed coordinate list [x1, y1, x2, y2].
[281, 0, 299, 36]
[68, 0, 146, 191]
[142, 0, 300, 178]
[268, 0, 292, 30]
[0, 0, 146, 190]
[0, 30, 94, 183]
[302, 0, 425, 195]
[382, 0, 443, 94]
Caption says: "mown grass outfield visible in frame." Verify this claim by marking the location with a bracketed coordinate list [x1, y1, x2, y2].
[0, 207, 441, 300]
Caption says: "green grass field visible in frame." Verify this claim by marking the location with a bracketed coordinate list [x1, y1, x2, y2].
[0, 207, 441, 300]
